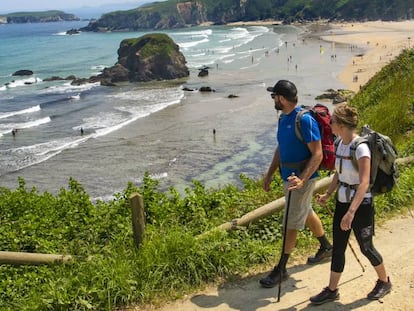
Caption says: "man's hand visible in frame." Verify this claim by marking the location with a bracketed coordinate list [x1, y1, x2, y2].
[287, 174, 303, 190]
[316, 193, 329, 206]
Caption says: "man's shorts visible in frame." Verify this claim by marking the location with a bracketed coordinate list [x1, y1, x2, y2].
[283, 178, 316, 230]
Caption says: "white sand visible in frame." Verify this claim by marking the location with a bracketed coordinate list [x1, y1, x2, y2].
[322, 21, 414, 92]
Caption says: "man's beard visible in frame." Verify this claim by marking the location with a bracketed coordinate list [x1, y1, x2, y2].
[274, 102, 283, 111]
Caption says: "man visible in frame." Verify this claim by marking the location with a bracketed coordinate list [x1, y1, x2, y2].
[260, 80, 332, 288]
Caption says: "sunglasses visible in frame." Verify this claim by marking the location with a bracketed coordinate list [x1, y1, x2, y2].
[270, 93, 276, 99]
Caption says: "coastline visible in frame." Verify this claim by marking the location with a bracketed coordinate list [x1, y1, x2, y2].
[227, 19, 414, 93]
[3, 20, 413, 199]
[0, 21, 368, 198]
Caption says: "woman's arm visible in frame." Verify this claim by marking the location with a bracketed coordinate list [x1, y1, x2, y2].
[340, 155, 371, 230]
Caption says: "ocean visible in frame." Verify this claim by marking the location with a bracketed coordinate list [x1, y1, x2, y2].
[0, 21, 355, 200]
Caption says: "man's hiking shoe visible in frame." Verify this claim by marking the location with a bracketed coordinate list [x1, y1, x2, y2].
[310, 287, 339, 305]
[367, 277, 392, 300]
[259, 268, 288, 288]
[307, 246, 332, 265]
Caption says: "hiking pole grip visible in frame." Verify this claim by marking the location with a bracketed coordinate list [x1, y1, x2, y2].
[277, 187, 292, 302]
[322, 204, 365, 273]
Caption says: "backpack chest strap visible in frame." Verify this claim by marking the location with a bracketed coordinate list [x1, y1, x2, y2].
[335, 154, 352, 160]
[339, 181, 370, 202]
[339, 181, 358, 202]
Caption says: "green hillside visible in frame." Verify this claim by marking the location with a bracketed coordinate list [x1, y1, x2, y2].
[81, 0, 414, 31]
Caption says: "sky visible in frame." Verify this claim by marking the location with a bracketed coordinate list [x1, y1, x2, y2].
[0, 0, 147, 14]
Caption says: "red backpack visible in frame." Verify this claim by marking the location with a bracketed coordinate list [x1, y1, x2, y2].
[295, 104, 336, 171]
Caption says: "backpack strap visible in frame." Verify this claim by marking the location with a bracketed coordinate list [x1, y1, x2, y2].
[335, 137, 365, 201]
[349, 136, 369, 171]
[348, 136, 373, 195]
[294, 108, 308, 143]
[278, 108, 309, 174]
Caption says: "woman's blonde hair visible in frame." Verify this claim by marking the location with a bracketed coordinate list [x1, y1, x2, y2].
[333, 104, 358, 129]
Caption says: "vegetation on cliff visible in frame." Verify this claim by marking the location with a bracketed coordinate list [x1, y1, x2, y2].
[3, 10, 80, 23]
[0, 48, 414, 311]
[81, 0, 414, 31]
[350, 49, 414, 149]
[91, 33, 189, 83]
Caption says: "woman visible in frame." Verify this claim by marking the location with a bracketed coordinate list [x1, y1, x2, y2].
[309, 104, 391, 305]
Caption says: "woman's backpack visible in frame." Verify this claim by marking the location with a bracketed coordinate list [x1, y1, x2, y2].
[345, 125, 398, 195]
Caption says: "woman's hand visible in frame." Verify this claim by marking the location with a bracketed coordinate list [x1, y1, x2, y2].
[340, 211, 354, 231]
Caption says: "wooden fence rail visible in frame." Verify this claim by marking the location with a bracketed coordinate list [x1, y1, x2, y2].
[200, 156, 414, 237]
[0, 251, 72, 265]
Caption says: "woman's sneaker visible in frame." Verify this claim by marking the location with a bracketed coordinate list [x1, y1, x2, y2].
[259, 267, 288, 288]
[367, 277, 392, 300]
[310, 287, 339, 305]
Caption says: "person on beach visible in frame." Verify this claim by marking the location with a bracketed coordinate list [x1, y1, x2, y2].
[310, 104, 391, 304]
[260, 80, 333, 288]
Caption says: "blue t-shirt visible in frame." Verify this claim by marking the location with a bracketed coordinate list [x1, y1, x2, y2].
[277, 106, 321, 181]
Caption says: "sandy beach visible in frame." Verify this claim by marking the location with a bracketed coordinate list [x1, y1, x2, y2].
[232, 19, 414, 93]
[323, 21, 414, 92]
[131, 20, 414, 311]
[226, 19, 414, 94]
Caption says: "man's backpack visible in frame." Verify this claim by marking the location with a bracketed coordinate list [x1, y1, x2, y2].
[295, 104, 336, 171]
[346, 125, 398, 195]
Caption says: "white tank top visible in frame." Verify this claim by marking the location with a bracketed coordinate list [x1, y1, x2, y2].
[336, 136, 372, 203]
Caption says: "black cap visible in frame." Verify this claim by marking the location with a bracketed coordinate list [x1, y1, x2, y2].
[266, 80, 297, 99]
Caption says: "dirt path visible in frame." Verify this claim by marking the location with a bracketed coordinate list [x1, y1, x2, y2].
[139, 214, 414, 311]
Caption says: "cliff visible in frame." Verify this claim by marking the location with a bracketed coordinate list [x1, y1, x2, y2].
[81, 1, 209, 31]
[80, 0, 414, 31]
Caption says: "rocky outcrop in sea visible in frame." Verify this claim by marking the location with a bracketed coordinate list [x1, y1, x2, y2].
[72, 33, 189, 85]
[2, 10, 79, 24]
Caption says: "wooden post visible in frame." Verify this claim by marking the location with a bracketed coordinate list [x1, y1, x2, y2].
[130, 192, 146, 248]
[0, 251, 72, 265]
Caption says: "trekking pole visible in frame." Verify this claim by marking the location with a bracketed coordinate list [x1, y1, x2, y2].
[277, 188, 292, 302]
[322, 204, 365, 273]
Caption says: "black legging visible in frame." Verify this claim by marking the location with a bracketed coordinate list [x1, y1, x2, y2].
[331, 198, 383, 273]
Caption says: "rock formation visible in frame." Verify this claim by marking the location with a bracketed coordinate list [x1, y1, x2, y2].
[12, 70, 33, 76]
[4, 11, 79, 23]
[71, 33, 189, 85]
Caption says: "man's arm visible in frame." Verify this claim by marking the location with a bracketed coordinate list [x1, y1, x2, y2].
[288, 140, 322, 190]
[263, 146, 280, 192]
